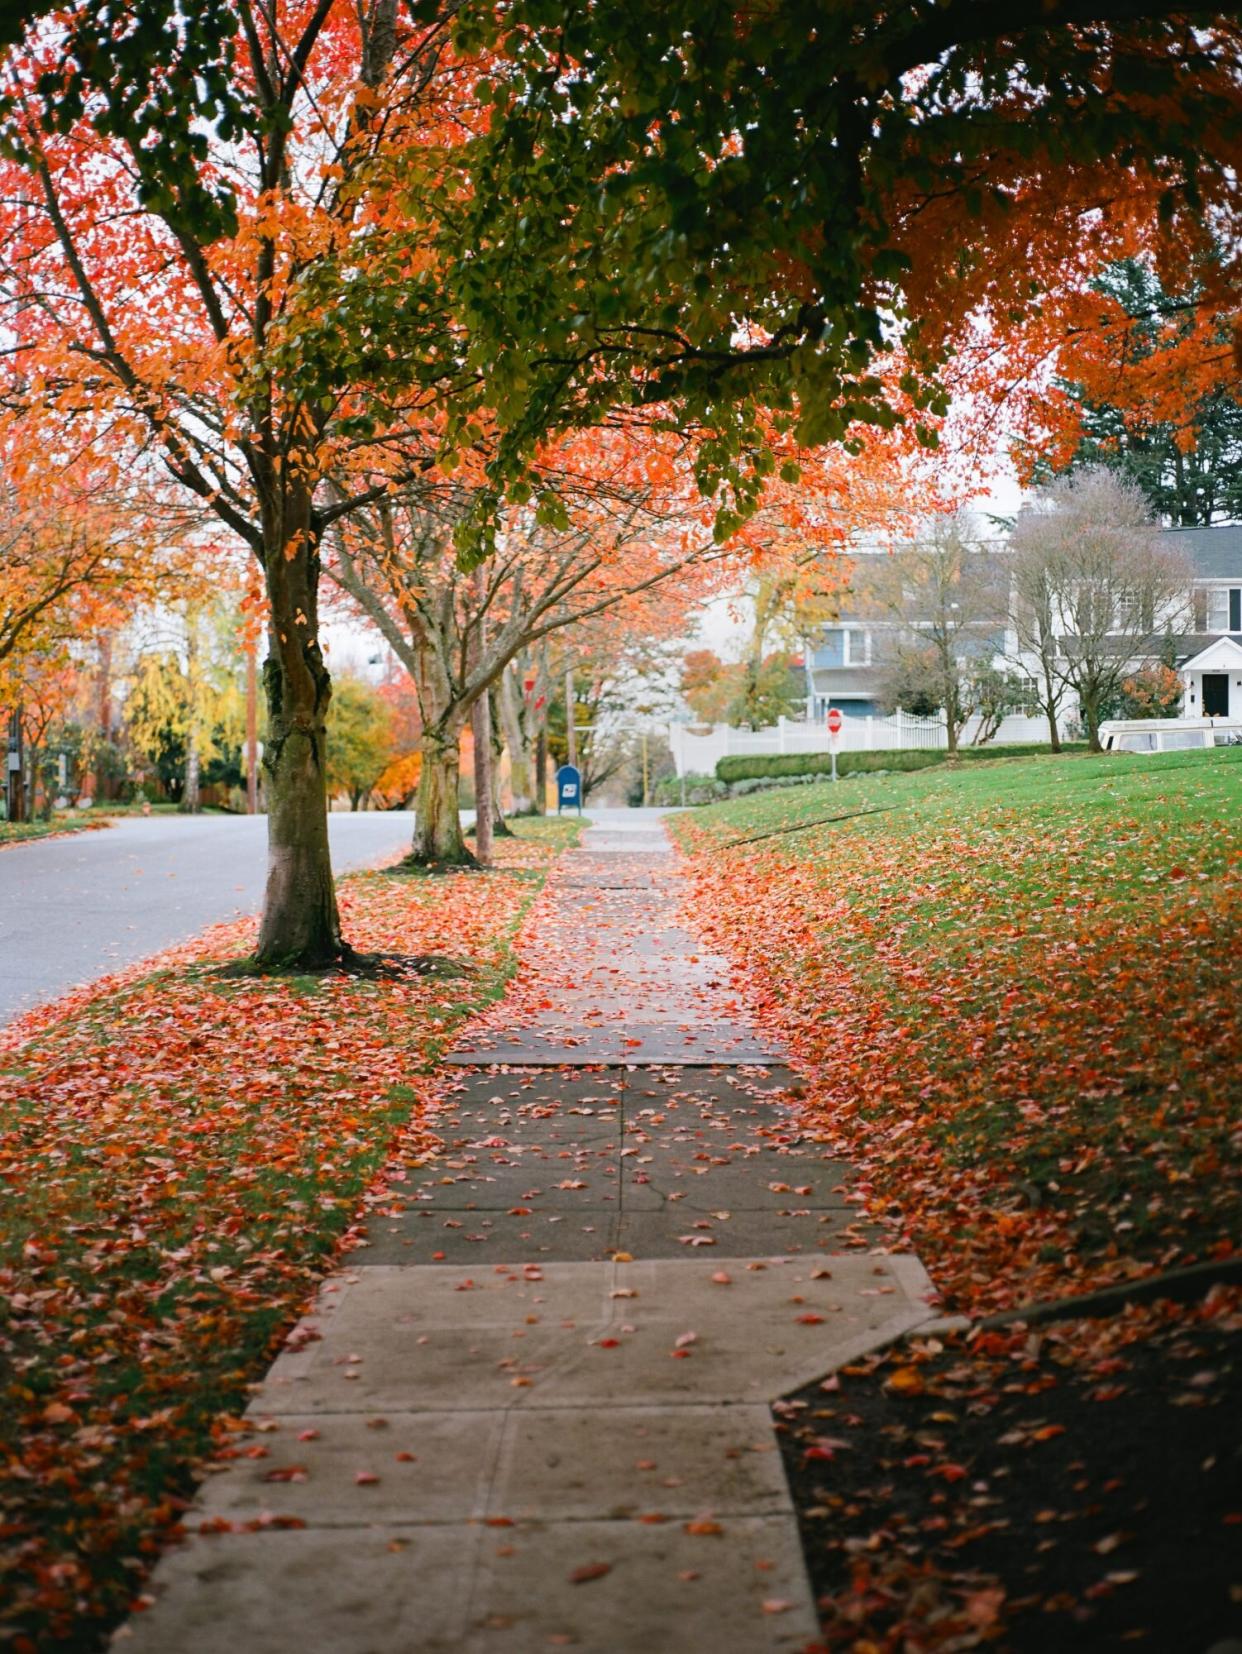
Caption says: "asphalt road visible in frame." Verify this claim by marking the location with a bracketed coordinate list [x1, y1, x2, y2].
[0, 811, 422, 1026]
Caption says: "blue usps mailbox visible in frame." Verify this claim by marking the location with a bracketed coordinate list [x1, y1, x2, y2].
[556, 763, 582, 814]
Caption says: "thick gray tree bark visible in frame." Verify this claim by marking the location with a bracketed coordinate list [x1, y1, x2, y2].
[254, 493, 344, 965]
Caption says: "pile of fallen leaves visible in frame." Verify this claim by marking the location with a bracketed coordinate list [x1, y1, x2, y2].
[676, 754, 1241, 1650]
[673, 753, 1241, 1320]
[777, 1289, 1240, 1652]
[0, 827, 570, 1650]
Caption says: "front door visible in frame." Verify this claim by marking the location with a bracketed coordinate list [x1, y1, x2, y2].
[1203, 672, 1230, 717]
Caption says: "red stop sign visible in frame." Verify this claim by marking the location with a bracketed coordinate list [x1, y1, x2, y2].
[827, 708, 843, 734]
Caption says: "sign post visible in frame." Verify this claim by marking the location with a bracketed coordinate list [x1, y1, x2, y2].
[826, 706, 843, 783]
[556, 762, 582, 815]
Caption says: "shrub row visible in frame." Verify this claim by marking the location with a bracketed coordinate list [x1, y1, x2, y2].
[714, 741, 1078, 785]
[716, 748, 939, 783]
[650, 772, 729, 806]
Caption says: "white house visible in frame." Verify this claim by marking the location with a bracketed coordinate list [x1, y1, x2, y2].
[801, 544, 1011, 723]
[800, 522, 1242, 733]
[1167, 525, 1242, 720]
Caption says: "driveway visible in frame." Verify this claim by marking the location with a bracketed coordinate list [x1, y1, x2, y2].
[0, 811, 421, 1025]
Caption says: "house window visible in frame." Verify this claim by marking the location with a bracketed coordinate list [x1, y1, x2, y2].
[818, 628, 846, 668]
[1019, 674, 1041, 715]
[1116, 592, 1153, 631]
[1206, 588, 1242, 632]
[818, 628, 872, 667]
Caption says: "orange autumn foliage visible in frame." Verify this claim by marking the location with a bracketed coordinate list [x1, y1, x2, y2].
[0, 2, 503, 957]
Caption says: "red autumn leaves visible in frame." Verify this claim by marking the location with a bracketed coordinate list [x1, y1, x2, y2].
[0, 834, 562, 1648]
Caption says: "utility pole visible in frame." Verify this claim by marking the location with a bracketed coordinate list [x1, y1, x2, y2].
[564, 666, 577, 769]
[245, 633, 259, 813]
[641, 730, 649, 807]
[6, 709, 24, 824]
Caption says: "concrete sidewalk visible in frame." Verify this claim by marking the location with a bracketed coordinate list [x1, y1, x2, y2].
[115, 811, 937, 1653]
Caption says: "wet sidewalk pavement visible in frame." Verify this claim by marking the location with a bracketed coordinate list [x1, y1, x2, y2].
[117, 811, 936, 1654]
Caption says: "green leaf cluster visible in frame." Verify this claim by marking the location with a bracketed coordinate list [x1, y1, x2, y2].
[433, 1, 1236, 527]
[0, 0, 249, 241]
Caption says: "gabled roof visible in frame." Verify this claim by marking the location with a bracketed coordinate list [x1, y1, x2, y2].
[1164, 524, 1242, 580]
[1180, 635, 1242, 673]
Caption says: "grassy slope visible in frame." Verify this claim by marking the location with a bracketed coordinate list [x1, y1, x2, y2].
[0, 817, 579, 1650]
[672, 750, 1241, 1315]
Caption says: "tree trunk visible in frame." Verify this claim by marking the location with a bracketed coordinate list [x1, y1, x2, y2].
[256, 663, 343, 962]
[938, 652, 960, 756]
[1081, 684, 1103, 752]
[180, 621, 202, 814]
[564, 665, 578, 768]
[1044, 673, 1062, 752]
[181, 731, 201, 814]
[254, 501, 345, 967]
[469, 576, 494, 865]
[534, 726, 547, 815]
[407, 728, 474, 866]
[489, 684, 514, 836]
[1045, 703, 1061, 751]
[472, 690, 494, 866]
[497, 670, 529, 813]
[28, 740, 47, 820]
[532, 648, 549, 813]
[95, 634, 113, 801]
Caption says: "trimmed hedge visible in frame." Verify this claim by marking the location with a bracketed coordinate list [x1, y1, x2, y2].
[651, 772, 729, 805]
[955, 741, 1086, 761]
[714, 742, 1079, 785]
[715, 748, 936, 783]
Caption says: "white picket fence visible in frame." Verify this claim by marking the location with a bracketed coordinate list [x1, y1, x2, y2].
[668, 711, 1052, 777]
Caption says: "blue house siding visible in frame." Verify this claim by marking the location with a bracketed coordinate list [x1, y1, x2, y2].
[809, 692, 881, 720]
[810, 629, 847, 668]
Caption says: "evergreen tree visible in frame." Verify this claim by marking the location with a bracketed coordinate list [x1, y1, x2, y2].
[1038, 261, 1242, 526]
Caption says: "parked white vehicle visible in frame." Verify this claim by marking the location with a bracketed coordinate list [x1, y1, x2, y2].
[1099, 717, 1242, 753]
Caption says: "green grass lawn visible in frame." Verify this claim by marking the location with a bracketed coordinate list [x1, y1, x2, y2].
[672, 748, 1241, 1316]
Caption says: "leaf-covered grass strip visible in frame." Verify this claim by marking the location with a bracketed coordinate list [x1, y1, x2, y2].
[0, 817, 580, 1651]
